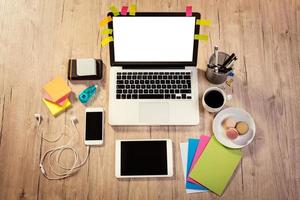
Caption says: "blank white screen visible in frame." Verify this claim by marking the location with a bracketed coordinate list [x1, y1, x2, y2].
[113, 17, 196, 62]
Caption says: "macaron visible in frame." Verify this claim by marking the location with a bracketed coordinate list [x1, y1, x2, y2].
[236, 121, 249, 135]
[225, 128, 239, 140]
[222, 117, 236, 129]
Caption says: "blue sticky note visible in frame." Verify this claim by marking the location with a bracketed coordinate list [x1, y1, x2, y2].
[186, 138, 208, 191]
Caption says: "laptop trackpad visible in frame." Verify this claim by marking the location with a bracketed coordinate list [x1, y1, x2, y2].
[139, 102, 169, 124]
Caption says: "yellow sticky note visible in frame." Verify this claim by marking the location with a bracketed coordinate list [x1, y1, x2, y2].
[101, 36, 113, 46]
[226, 79, 234, 87]
[129, 4, 136, 16]
[194, 34, 209, 41]
[196, 19, 212, 26]
[110, 5, 119, 16]
[42, 98, 72, 117]
[101, 29, 113, 35]
[99, 16, 112, 27]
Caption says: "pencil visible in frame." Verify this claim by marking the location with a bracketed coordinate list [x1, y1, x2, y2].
[214, 46, 219, 66]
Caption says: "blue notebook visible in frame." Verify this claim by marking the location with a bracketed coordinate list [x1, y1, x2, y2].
[186, 138, 208, 191]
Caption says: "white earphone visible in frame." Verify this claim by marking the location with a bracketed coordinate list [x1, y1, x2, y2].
[34, 113, 90, 180]
[34, 113, 42, 125]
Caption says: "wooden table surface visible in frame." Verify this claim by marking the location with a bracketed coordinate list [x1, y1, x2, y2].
[0, 0, 299, 199]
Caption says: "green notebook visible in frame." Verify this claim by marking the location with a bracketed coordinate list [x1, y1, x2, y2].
[189, 136, 242, 196]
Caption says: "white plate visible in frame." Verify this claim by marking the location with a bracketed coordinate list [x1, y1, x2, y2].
[213, 107, 256, 148]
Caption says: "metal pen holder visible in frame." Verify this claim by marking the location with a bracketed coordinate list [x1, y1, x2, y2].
[205, 52, 232, 84]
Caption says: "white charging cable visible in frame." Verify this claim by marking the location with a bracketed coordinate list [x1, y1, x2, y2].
[35, 114, 90, 180]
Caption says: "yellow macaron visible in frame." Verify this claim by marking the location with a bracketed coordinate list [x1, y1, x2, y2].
[236, 121, 249, 135]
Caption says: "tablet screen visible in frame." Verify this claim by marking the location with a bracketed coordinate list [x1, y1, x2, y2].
[120, 141, 168, 175]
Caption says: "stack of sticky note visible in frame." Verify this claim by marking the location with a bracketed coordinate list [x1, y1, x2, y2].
[180, 135, 242, 196]
[42, 76, 72, 116]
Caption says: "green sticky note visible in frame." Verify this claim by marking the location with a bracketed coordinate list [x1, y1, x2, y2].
[110, 5, 119, 16]
[129, 4, 136, 16]
[101, 28, 113, 35]
[189, 136, 242, 196]
[194, 34, 209, 41]
[196, 19, 212, 26]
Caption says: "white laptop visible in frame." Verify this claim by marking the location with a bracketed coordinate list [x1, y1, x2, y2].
[108, 12, 201, 125]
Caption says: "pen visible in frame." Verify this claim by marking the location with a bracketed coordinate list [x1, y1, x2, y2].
[214, 46, 219, 66]
[222, 53, 236, 68]
[226, 57, 237, 69]
[214, 66, 219, 73]
[207, 63, 214, 69]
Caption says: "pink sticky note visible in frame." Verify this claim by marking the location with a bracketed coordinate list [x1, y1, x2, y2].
[187, 135, 210, 184]
[44, 93, 69, 106]
[186, 5, 192, 16]
[121, 6, 128, 15]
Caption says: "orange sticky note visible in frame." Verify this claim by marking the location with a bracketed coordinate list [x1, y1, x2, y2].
[43, 93, 68, 106]
[101, 36, 113, 46]
[99, 16, 112, 27]
[43, 76, 71, 103]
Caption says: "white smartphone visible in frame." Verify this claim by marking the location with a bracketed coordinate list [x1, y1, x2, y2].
[115, 139, 173, 178]
[85, 107, 104, 145]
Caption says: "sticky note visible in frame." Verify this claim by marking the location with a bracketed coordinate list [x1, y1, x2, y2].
[196, 19, 212, 26]
[110, 5, 119, 16]
[121, 6, 128, 15]
[99, 16, 112, 27]
[186, 139, 208, 191]
[189, 136, 242, 196]
[194, 34, 209, 41]
[226, 79, 234, 87]
[43, 93, 68, 106]
[42, 98, 71, 117]
[180, 143, 206, 193]
[101, 28, 113, 35]
[187, 135, 210, 184]
[43, 76, 71, 103]
[186, 6, 192, 16]
[101, 36, 113, 46]
[129, 4, 136, 16]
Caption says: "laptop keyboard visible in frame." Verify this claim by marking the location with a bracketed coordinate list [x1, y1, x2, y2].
[116, 71, 192, 99]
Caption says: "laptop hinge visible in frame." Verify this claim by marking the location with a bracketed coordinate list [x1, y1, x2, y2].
[122, 65, 185, 70]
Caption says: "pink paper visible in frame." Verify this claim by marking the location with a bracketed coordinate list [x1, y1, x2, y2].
[187, 135, 210, 184]
[121, 6, 128, 15]
[186, 6, 192, 16]
[43, 93, 69, 106]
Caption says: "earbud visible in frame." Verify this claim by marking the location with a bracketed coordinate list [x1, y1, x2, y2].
[34, 113, 42, 125]
[70, 115, 78, 126]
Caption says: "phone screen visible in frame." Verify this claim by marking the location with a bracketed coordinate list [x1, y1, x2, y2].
[85, 112, 103, 140]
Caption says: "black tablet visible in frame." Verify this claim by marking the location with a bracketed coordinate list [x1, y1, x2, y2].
[115, 139, 173, 178]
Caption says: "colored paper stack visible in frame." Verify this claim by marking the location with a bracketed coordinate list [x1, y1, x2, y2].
[42, 76, 72, 116]
[180, 135, 242, 196]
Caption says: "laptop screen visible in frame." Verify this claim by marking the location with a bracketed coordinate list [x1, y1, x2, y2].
[108, 13, 200, 66]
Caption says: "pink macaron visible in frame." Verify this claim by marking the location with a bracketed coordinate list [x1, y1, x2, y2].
[225, 128, 239, 140]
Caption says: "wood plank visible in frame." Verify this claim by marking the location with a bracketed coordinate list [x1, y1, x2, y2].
[0, 0, 299, 199]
